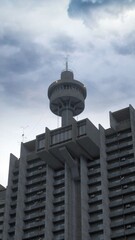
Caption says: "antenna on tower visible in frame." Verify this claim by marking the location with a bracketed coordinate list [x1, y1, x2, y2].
[65, 55, 69, 71]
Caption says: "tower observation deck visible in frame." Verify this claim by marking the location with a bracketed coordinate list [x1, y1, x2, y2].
[48, 69, 87, 126]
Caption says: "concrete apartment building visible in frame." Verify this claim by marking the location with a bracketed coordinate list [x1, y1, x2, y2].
[2, 69, 135, 240]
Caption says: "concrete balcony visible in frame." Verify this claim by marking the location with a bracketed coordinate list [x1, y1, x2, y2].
[54, 170, 64, 177]
[125, 227, 135, 236]
[53, 234, 64, 240]
[10, 208, 16, 215]
[53, 224, 64, 232]
[124, 206, 135, 214]
[107, 140, 133, 153]
[111, 229, 125, 239]
[53, 187, 65, 195]
[11, 182, 18, 190]
[119, 158, 135, 167]
[109, 187, 135, 198]
[108, 158, 134, 170]
[111, 215, 135, 228]
[110, 206, 135, 218]
[26, 168, 46, 178]
[12, 174, 18, 181]
[11, 191, 18, 198]
[53, 205, 65, 213]
[8, 226, 15, 233]
[23, 228, 44, 239]
[26, 176, 46, 186]
[88, 195, 102, 204]
[24, 209, 45, 221]
[0, 224, 4, 231]
[121, 166, 135, 176]
[25, 201, 45, 212]
[25, 184, 46, 195]
[53, 196, 65, 204]
[87, 160, 100, 169]
[89, 214, 103, 223]
[108, 166, 135, 180]
[0, 215, 3, 222]
[107, 149, 134, 161]
[88, 177, 101, 186]
[53, 214, 64, 223]
[25, 192, 46, 203]
[109, 177, 135, 189]
[54, 179, 64, 186]
[10, 199, 17, 207]
[89, 224, 103, 233]
[9, 218, 16, 224]
[24, 219, 45, 230]
[110, 196, 135, 208]
[110, 208, 123, 218]
[88, 186, 101, 195]
[89, 204, 102, 214]
[106, 132, 132, 145]
[88, 168, 101, 177]
[36, 119, 100, 169]
[0, 208, 4, 214]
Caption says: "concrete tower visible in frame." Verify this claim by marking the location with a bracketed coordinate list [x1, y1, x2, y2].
[48, 68, 87, 126]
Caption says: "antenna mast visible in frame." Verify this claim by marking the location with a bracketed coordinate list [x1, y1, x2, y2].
[65, 55, 69, 71]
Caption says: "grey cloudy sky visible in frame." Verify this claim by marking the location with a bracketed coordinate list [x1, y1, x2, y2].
[0, 0, 135, 186]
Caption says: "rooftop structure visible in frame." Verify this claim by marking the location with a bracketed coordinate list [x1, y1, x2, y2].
[48, 69, 86, 126]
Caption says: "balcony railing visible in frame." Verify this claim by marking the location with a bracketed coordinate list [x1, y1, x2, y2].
[36, 119, 87, 151]
[51, 126, 72, 146]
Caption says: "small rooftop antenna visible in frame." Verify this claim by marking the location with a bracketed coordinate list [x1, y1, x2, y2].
[21, 125, 29, 143]
[65, 55, 69, 71]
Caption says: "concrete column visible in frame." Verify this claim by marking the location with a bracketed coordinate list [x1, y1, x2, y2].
[80, 155, 89, 240]
[61, 108, 73, 127]
[65, 162, 81, 240]
[14, 143, 28, 240]
[3, 154, 18, 240]
[129, 105, 135, 156]
[65, 162, 73, 240]
[45, 165, 54, 240]
[99, 124, 111, 240]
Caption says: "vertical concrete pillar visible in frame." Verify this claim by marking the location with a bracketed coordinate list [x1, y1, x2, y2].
[15, 143, 28, 240]
[129, 105, 135, 157]
[65, 162, 81, 240]
[61, 108, 73, 127]
[45, 165, 54, 240]
[99, 124, 111, 240]
[3, 154, 18, 240]
[80, 155, 89, 240]
[65, 162, 73, 240]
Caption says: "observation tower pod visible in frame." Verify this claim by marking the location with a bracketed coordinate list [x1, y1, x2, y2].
[48, 69, 87, 127]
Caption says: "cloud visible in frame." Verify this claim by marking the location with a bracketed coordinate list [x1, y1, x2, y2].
[68, 0, 135, 18]
[0, 30, 52, 107]
[0, 27, 79, 109]
[0, 30, 43, 106]
[112, 31, 135, 55]
[85, 74, 135, 116]
[51, 34, 77, 54]
[0, 30, 44, 75]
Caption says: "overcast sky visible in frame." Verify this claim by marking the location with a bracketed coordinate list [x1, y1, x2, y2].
[0, 0, 135, 186]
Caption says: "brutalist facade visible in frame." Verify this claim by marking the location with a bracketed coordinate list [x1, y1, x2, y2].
[2, 69, 135, 240]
